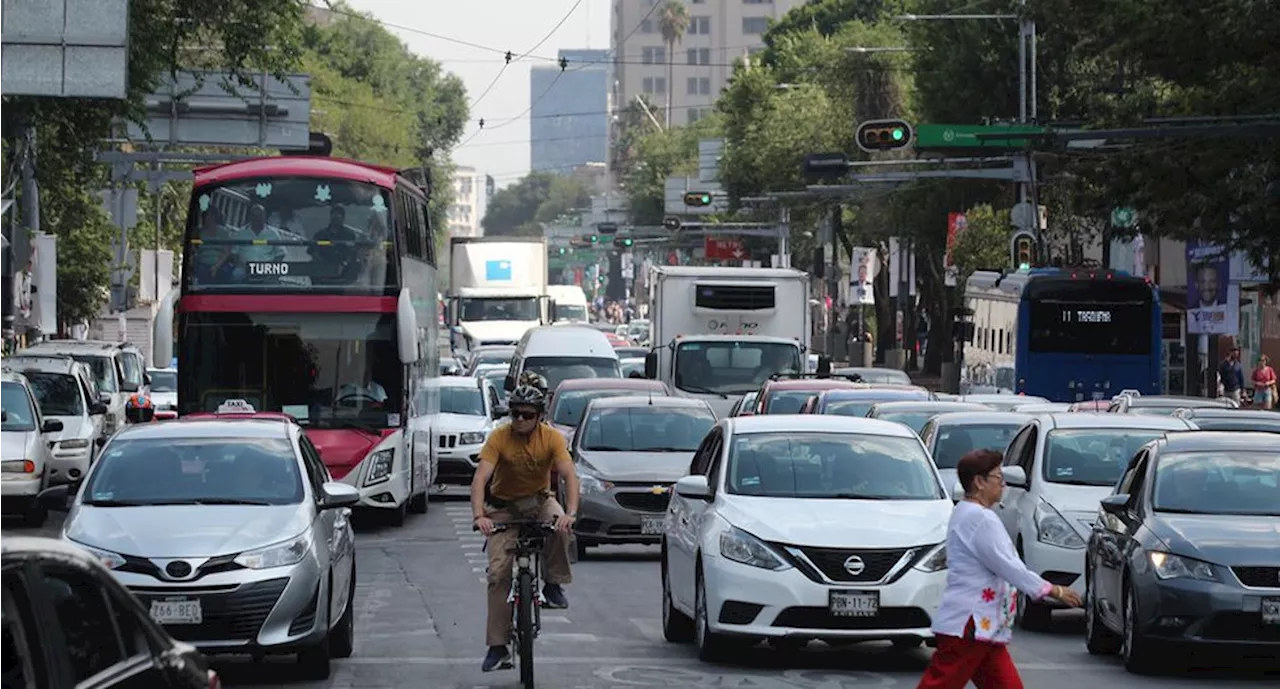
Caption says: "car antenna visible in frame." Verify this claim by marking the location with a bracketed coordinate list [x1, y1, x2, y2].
[648, 388, 654, 406]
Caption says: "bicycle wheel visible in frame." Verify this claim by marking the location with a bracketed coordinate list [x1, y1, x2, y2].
[517, 569, 535, 688]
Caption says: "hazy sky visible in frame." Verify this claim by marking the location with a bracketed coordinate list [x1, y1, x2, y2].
[346, 0, 610, 189]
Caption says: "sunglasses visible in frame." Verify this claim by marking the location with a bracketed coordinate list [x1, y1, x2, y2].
[510, 410, 539, 421]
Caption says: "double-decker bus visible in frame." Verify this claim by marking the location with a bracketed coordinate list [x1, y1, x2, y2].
[966, 268, 1161, 402]
[153, 156, 438, 524]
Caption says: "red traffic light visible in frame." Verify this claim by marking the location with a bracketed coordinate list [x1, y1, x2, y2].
[855, 119, 913, 153]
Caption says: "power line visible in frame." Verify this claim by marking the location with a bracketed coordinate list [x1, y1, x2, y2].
[469, 0, 583, 111]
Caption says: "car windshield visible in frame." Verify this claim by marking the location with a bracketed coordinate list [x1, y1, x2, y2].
[460, 297, 540, 322]
[579, 406, 715, 452]
[764, 389, 825, 414]
[82, 438, 304, 505]
[1152, 451, 1280, 517]
[931, 424, 1022, 469]
[1043, 429, 1167, 486]
[439, 386, 485, 416]
[482, 372, 508, 404]
[471, 351, 513, 367]
[843, 369, 911, 385]
[554, 303, 588, 322]
[523, 356, 620, 391]
[71, 355, 117, 393]
[1, 382, 36, 431]
[1187, 418, 1280, 433]
[727, 432, 942, 500]
[552, 388, 659, 426]
[823, 393, 929, 417]
[874, 411, 941, 435]
[20, 372, 84, 417]
[148, 370, 177, 392]
[674, 341, 801, 395]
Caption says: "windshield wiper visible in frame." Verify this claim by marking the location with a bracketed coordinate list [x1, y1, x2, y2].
[83, 499, 151, 507]
[584, 445, 626, 451]
[828, 493, 890, 500]
[193, 498, 274, 506]
[679, 385, 728, 399]
[636, 446, 691, 452]
[1052, 479, 1107, 486]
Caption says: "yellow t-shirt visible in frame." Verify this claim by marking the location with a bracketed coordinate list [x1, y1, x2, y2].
[480, 423, 570, 501]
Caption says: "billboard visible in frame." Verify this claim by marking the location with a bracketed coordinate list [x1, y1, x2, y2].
[1186, 240, 1239, 336]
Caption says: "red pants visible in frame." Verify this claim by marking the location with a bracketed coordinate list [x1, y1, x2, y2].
[916, 622, 1024, 689]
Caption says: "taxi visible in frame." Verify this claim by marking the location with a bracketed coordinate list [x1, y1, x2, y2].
[37, 400, 361, 680]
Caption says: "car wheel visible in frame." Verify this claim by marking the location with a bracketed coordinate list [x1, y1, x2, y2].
[408, 491, 428, 514]
[1121, 581, 1156, 674]
[297, 635, 331, 679]
[661, 549, 694, 642]
[330, 565, 357, 659]
[388, 501, 407, 527]
[575, 537, 588, 561]
[1084, 568, 1120, 655]
[1015, 588, 1052, 631]
[694, 566, 732, 661]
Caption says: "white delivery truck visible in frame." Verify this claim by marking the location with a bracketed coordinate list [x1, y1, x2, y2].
[547, 284, 590, 323]
[447, 237, 549, 355]
[643, 266, 811, 417]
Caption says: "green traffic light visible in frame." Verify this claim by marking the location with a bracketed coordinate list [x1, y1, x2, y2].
[558, 247, 566, 255]
[700, 194, 711, 204]
[589, 235, 598, 243]
[1018, 262, 1031, 271]
[891, 128, 904, 141]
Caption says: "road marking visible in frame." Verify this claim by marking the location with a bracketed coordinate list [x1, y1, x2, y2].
[359, 628, 439, 640]
[541, 614, 571, 624]
[461, 542, 483, 549]
[538, 632, 599, 642]
[336, 656, 1113, 671]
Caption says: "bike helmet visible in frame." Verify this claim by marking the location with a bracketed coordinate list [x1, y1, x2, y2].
[125, 392, 156, 423]
[517, 370, 548, 394]
[507, 383, 547, 412]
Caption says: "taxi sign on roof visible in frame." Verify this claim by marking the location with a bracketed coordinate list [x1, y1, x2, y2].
[216, 399, 257, 414]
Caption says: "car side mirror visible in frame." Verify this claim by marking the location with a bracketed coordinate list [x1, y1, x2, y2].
[674, 475, 712, 501]
[643, 351, 657, 379]
[90, 402, 108, 416]
[951, 481, 964, 502]
[1100, 494, 1130, 517]
[504, 375, 515, 392]
[120, 381, 139, 393]
[95, 436, 107, 447]
[41, 419, 64, 434]
[99, 392, 112, 404]
[37, 484, 73, 511]
[319, 481, 361, 509]
[492, 406, 508, 420]
[0, 410, 6, 423]
[1002, 465, 1028, 489]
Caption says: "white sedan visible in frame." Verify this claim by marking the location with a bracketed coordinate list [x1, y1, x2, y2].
[660, 415, 952, 660]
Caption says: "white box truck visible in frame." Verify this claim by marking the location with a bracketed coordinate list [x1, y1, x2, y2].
[643, 266, 811, 417]
[447, 237, 549, 354]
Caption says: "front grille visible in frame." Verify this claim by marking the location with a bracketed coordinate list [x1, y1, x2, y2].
[614, 492, 670, 513]
[117, 553, 244, 582]
[718, 601, 764, 625]
[289, 582, 320, 635]
[1232, 566, 1280, 588]
[793, 547, 909, 583]
[772, 606, 931, 630]
[438, 434, 458, 449]
[131, 577, 289, 642]
[1200, 611, 1280, 642]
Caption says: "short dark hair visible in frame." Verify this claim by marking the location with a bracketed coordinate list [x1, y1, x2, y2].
[957, 449, 1004, 494]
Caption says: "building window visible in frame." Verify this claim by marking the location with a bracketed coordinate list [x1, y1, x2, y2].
[688, 108, 709, 124]
[689, 16, 711, 35]
[642, 76, 667, 94]
[640, 19, 654, 33]
[641, 46, 665, 64]
[687, 77, 711, 95]
[742, 17, 769, 34]
[743, 0, 773, 4]
[686, 47, 710, 65]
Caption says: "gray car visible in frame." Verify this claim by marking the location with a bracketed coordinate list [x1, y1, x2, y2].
[1084, 431, 1280, 673]
[569, 396, 717, 559]
[865, 400, 993, 435]
[918, 411, 1031, 499]
[42, 412, 361, 680]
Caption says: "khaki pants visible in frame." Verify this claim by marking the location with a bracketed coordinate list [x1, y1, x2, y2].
[484, 493, 572, 647]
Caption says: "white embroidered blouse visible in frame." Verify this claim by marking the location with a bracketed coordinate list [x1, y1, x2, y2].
[932, 500, 1053, 644]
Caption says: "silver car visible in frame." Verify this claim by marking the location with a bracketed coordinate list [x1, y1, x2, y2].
[44, 411, 361, 680]
[570, 396, 717, 558]
[1, 369, 64, 526]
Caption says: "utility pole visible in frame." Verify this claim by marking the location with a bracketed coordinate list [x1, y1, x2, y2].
[19, 124, 40, 344]
[826, 206, 842, 360]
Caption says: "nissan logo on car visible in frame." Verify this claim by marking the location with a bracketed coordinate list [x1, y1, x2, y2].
[843, 555, 866, 576]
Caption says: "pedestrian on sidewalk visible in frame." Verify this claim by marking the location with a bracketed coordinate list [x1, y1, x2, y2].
[916, 450, 1082, 689]
[1251, 354, 1276, 409]
[1218, 346, 1244, 403]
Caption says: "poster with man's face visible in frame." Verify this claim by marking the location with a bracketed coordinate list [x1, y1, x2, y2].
[1185, 240, 1239, 335]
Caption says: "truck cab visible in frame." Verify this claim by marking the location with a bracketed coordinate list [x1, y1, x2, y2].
[447, 237, 550, 358]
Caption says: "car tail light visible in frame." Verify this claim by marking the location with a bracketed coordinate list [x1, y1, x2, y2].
[208, 670, 221, 689]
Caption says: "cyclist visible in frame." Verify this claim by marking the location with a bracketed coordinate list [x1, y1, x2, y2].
[471, 375, 580, 672]
[124, 392, 156, 423]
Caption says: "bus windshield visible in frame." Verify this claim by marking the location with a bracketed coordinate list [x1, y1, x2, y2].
[1026, 279, 1153, 355]
[179, 312, 403, 428]
[674, 341, 801, 395]
[184, 177, 398, 294]
[460, 297, 540, 321]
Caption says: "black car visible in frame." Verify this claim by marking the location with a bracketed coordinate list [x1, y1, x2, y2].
[3, 536, 218, 689]
[1084, 431, 1280, 673]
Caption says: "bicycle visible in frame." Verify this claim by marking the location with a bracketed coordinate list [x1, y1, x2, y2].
[477, 519, 556, 689]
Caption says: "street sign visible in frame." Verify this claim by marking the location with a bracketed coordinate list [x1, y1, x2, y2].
[2, 0, 129, 98]
[915, 124, 1048, 150]
[705, 237, 745, 261]
[597, 222, 618, 235]
[1111, 207, 1137, 229]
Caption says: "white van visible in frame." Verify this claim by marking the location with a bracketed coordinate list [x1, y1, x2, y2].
[504, 325, 621, 394]
[548, 285, 589, 323]
[19, 340, 145, 435]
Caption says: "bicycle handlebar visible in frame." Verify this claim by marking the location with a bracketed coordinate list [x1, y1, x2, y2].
[472, 518, 558, 533]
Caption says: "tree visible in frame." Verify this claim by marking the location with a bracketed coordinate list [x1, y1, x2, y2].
[657, 1, 691, 127]
[481, 172, 590, 237]
[950, 204, 1013, 284]
[621, 115, 721, 226]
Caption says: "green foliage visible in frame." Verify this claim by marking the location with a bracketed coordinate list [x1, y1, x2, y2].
[481, 173, 591, 237]
[950, 204, 1013, 285]
[761, 0, 892, 61]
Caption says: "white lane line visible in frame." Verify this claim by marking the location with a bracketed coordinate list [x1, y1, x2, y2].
[540, 614, 571, 624]
[461, 542, 483, 549]
[359, 628, 439, 640]
[338, 656, 1103, 669]
[537, 632, 599, 642]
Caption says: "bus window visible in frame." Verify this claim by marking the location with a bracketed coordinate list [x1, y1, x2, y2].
[1026, 280, 1154, 355]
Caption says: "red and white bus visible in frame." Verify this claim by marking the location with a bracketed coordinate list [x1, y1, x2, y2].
[154, 156, 439, 524]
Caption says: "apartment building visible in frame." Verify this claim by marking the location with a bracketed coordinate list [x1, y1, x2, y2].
[449, 166, 481, 238]
[611, 0, 804, 127]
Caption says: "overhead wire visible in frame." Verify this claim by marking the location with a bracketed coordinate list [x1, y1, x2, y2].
[468, 0, 584, 111]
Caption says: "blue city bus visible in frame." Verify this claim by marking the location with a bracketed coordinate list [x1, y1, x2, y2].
[966, 268, 1162, 402]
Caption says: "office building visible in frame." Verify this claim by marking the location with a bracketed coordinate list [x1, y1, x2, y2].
[450, 166, 481, 238]
[530, 49, 610, 174]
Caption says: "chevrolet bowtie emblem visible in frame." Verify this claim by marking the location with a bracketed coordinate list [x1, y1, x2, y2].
[651, 485, 668, 495]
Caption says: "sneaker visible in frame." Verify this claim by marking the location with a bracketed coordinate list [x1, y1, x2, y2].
[543, 583, 569, 609]
[481, 646, 511, 672]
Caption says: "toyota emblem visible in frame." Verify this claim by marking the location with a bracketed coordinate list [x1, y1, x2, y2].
[165, 561, 193, 578]
[843, 555, 866, 576]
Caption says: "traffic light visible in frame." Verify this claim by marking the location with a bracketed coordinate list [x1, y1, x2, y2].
[589, 234, 599, 243]
[1011, 231, 1036, 270]
[613, 236, 633, 249]
[856, 118, 913, 153]
[683, 191, 713, 207]
[557, 246, 566, 255]
[662, 216, 682, 231]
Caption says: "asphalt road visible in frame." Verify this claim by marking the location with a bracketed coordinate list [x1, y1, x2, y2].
[6, 491, 1276, 689]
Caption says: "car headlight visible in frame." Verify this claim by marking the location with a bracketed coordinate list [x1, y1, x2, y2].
[577, 467, 613, 495]
[718, 527, 791, 571]
[914, 543, 947, 572]
[58, 439, 90, 450]
[1035, 501, 1085, 549]
[364, 449, 394, 485]
[1148, 551, 1218, 582]
[234, 532, 311, 570]
[459, 431, 486, 445]
[69, 540, 126, 570]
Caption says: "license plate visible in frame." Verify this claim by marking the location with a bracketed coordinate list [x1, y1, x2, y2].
[641, 515, 665, 535]
[1262, 597, 1280, 626]
[829, 590, 879, 618]
[150, 598, 202, 625]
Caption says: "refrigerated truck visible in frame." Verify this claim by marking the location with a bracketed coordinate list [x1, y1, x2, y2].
[446, 237, 550, 356]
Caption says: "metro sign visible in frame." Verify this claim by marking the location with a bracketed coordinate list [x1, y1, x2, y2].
[705, 236, 746, 261]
